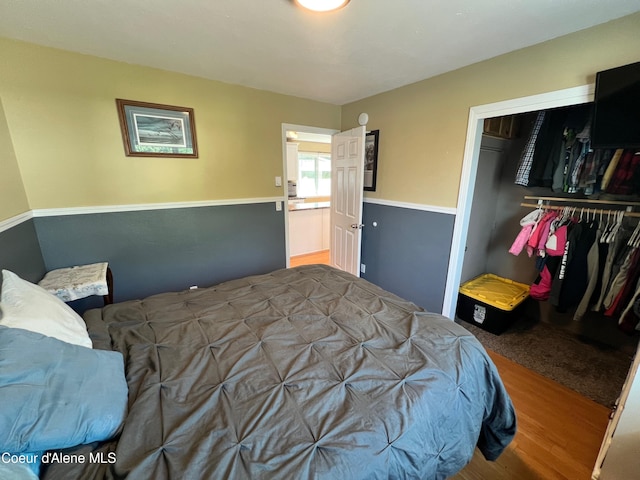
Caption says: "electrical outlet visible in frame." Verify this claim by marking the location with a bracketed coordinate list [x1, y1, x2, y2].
[275, 201, 282, 211]
[275, 176, 282, 187]
[360, 263, 366, 274]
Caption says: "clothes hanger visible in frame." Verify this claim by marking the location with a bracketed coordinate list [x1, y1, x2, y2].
[627, 220, 640, 247]
[598, 208, 603, 231]
[605, 210, 617, 243]
[607, 210, 625, 244]
[627, 216, 640, 248]
[601, 210, 612, 243]
[634, 225, 640, 248]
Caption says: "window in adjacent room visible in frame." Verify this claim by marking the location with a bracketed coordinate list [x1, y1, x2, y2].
[298, 152, 331, 197]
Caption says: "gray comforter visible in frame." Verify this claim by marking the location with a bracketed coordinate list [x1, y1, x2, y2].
[42, 265, 515, 479]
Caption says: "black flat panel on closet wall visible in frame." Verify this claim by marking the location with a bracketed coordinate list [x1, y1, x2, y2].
[0, 219, 46, 284]
[593, 60, 640, 149]
[34, 203, 286, 305]
[361, 202, 454, 313]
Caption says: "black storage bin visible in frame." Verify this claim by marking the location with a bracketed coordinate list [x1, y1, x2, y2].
[457, 274, 529, 335]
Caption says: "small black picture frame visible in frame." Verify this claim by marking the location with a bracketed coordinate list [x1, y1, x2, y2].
[364, 129, 379, 191]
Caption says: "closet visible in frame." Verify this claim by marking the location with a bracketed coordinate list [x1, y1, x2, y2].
[463, 105, 640, 347]
[461, 104, 640, 478]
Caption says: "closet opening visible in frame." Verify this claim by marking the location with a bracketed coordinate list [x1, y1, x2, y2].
[455, 102, 640, 411]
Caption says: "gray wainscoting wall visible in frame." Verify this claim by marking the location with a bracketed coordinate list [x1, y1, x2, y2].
[3, 201, 453, 316]
[360, 202, 455, 314]
[0, 219, 46, 284]
[33, 202, 286, 307]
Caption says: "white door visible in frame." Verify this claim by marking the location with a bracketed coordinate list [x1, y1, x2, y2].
[593, 340, 640, 479]
[330, 126, 365, 276]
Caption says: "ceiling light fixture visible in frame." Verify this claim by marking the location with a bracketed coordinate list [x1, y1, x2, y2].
[295, 0, 350, 13]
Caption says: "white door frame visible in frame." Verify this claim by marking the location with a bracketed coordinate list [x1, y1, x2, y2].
[441, 84, 595, 319]
[281, 123, 339, 267]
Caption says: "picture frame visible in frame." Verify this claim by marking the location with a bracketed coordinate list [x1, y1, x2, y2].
[364, 129, 379, 191]
[115, 99, 198, 157]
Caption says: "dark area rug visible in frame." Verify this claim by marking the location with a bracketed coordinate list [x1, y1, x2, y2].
[456, 315, 636, 408]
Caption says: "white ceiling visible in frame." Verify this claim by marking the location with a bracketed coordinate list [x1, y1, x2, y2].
[1, 0, 639, 105]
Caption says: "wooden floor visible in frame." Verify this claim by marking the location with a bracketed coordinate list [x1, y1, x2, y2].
[452, 350, 611, 480]
[290, 249, 330, 268]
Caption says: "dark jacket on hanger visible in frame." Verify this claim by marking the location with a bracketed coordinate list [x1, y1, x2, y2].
[549, 221, 598, 312]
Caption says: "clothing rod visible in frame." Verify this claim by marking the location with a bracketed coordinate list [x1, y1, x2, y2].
[523, 195, 640, 207]
[520, 202, 640, 218]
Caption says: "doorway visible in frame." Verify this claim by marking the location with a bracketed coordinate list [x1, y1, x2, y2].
[281, 124, 337, 268]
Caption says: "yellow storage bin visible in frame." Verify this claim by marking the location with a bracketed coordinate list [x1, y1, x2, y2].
[457, 274, 529, 334]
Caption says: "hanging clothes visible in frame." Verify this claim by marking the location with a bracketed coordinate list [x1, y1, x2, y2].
[514, 111, 546, 186]
[526, 108, 570, 188]
[567, 139, 591, 194]
[509, 208, 543, 256]
[579, 149, 612, 195]
[546, 223, 569, 256]
[530, 256, 561, 301]
[604, 247, 640, 318]
[602, 246, 637, 311]
[600, 149, 624, 191]
[618, 285, 640, 334]
[592, 228, 629, 311]
[509, 201, 640, 330]
[535, 212, 558, 256]
[618, 281, 640, 334]
[574, 222, 601, 321]
[549, 221, 599, 312]
[605, 150, 640, 195]
[553, 105, 593, 193]
[527, 211, 556, 257]
[510, 104, 639, 197]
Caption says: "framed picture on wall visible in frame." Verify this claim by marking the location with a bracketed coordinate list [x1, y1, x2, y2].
[116, 99, 198, 157]
[364, 129, 379, 191]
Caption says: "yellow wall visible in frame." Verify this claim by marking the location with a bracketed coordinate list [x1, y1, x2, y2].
[2, 12, 640, 220]
[0, 98, 30, 219]
[342, 12, 640, 208]
[0, 38, 340, 216]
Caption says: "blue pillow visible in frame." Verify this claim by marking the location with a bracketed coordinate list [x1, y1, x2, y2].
[0, 325, 128, 454]
[0, 460, 39, 480]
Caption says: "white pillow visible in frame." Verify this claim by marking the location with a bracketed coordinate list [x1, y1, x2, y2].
[0, 270, 92, 348]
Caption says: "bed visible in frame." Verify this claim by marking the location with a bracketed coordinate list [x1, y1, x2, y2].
[1, 264, 515, 479]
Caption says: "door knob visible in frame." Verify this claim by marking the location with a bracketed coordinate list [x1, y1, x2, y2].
[350, 224, 364, 229]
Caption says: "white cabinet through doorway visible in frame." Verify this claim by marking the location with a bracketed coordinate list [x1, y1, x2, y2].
[289, 207, 330, 256]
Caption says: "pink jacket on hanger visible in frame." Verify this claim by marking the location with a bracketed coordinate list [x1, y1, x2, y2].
[509, 209, 542, 256]
[528, 212, 556, 257]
